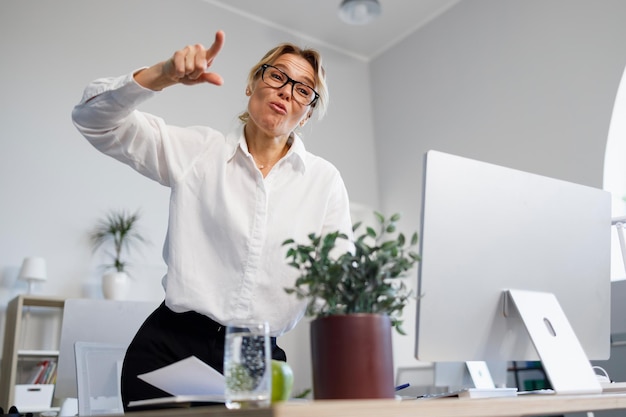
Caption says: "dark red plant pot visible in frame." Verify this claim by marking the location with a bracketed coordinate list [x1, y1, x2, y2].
[310, 314, 395, 399]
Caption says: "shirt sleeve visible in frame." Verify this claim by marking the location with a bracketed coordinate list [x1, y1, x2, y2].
[71, 71, 213, 187]
[323, 170, 355, 255]
[72, 70, 157, 128]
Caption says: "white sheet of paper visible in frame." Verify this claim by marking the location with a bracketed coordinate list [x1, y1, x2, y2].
[137, 355, 225, 396]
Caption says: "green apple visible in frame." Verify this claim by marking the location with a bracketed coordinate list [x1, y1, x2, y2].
[271, 359, 294, 402]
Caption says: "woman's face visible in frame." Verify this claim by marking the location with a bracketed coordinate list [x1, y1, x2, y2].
[246, 53, 314, 139]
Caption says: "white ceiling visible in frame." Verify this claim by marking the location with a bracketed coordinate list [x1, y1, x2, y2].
[205, 0, 461, 61]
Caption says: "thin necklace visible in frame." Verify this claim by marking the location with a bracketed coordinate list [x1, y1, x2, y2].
[252, 154, 267, 169]
[252, 144, 290, 170]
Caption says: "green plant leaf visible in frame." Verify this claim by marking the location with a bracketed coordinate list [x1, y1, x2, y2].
[89, 209, 146, 273]
[283, 212, 419, 334]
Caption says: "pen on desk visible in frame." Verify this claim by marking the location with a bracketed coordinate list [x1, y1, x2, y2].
[395, 383, 410, 391]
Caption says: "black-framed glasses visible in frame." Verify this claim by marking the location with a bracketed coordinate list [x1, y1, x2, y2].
[259, 64, 319, 106]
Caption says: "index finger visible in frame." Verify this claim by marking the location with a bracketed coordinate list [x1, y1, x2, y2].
[205, 30, 225, 63]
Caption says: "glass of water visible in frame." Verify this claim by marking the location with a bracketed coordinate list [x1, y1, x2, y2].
[223, 321, 271, 409]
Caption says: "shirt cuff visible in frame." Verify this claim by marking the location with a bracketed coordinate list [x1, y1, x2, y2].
[78, 67, 158, 107]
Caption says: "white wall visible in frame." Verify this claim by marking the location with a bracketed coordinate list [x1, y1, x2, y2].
[371, 0, 626, 371]
[0, 0, 378, 395]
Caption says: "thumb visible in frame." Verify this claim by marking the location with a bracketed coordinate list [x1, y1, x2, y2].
[200, 72, 224, 86]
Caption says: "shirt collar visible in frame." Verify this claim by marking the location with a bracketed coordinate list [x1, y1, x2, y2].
[226, 124, 308, 173]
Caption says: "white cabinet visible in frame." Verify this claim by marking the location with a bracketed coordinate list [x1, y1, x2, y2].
[0, 295, 65, 412]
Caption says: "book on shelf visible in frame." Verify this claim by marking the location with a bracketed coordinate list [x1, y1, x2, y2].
[26, 360, 57, 385]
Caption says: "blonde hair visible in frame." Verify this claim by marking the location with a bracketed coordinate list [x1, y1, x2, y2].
[238, 43, 328, 123]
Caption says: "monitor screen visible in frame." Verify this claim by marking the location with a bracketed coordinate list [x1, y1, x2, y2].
[415, 150, 611, 364]
[56, 299, 159, 399]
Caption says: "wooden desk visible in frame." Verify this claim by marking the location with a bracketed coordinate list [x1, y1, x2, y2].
[118, 393, 626, 417]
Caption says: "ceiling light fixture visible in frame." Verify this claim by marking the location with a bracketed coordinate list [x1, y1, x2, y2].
[338, 0, 382, 25]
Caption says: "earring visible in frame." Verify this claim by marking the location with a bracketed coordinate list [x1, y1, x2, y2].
[246, 88, 251, 96]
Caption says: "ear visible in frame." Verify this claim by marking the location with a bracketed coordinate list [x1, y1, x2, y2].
[300, 112, 312, 127]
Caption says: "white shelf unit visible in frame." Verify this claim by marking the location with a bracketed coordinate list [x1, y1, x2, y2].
[0, 294, 65, 412]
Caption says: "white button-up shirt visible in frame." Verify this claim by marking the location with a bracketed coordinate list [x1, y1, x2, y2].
[72, 72, 353, 335]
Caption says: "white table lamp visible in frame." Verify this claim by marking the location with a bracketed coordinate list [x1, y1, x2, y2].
[19, 256, 47, 294]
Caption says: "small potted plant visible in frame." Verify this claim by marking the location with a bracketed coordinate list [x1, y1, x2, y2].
[89, 209, 145, 300]
[283, 212, 419, 399]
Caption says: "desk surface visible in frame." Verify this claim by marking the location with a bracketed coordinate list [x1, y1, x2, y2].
[119, 392, 626, 417]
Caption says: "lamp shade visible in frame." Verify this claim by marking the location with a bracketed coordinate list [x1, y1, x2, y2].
[19, 257, 47, 293]
[338, 0, 381, 25]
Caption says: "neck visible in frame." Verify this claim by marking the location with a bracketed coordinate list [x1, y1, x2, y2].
[244, 125, 293, 171]
[244, 123, 291, 147]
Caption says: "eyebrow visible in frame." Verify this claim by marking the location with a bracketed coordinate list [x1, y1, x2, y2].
[274, 64, 315, 87]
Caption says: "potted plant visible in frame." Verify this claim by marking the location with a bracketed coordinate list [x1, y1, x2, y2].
[283, 212, 419, 399]
[89, 209, 145, 300]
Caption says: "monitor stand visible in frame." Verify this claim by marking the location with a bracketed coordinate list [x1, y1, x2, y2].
[506, 289, 602, 394]
[465, 361, 496, 389]
[433, 361, 516, 398]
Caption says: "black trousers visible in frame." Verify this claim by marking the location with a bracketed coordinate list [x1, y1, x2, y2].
[120, 302, 287, 411]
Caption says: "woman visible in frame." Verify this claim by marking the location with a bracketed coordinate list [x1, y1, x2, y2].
[71, 30, 353, 409]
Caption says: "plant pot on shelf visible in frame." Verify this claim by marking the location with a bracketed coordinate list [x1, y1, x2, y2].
[310, 313, 395, 400]
[102, 271, 129, 300]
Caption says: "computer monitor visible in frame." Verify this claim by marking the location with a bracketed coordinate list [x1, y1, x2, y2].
[56, 299, 159, 400]
[415, 150, 612, 392]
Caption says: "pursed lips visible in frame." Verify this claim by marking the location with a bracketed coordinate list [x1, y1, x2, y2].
[269, 101, 287, 115]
